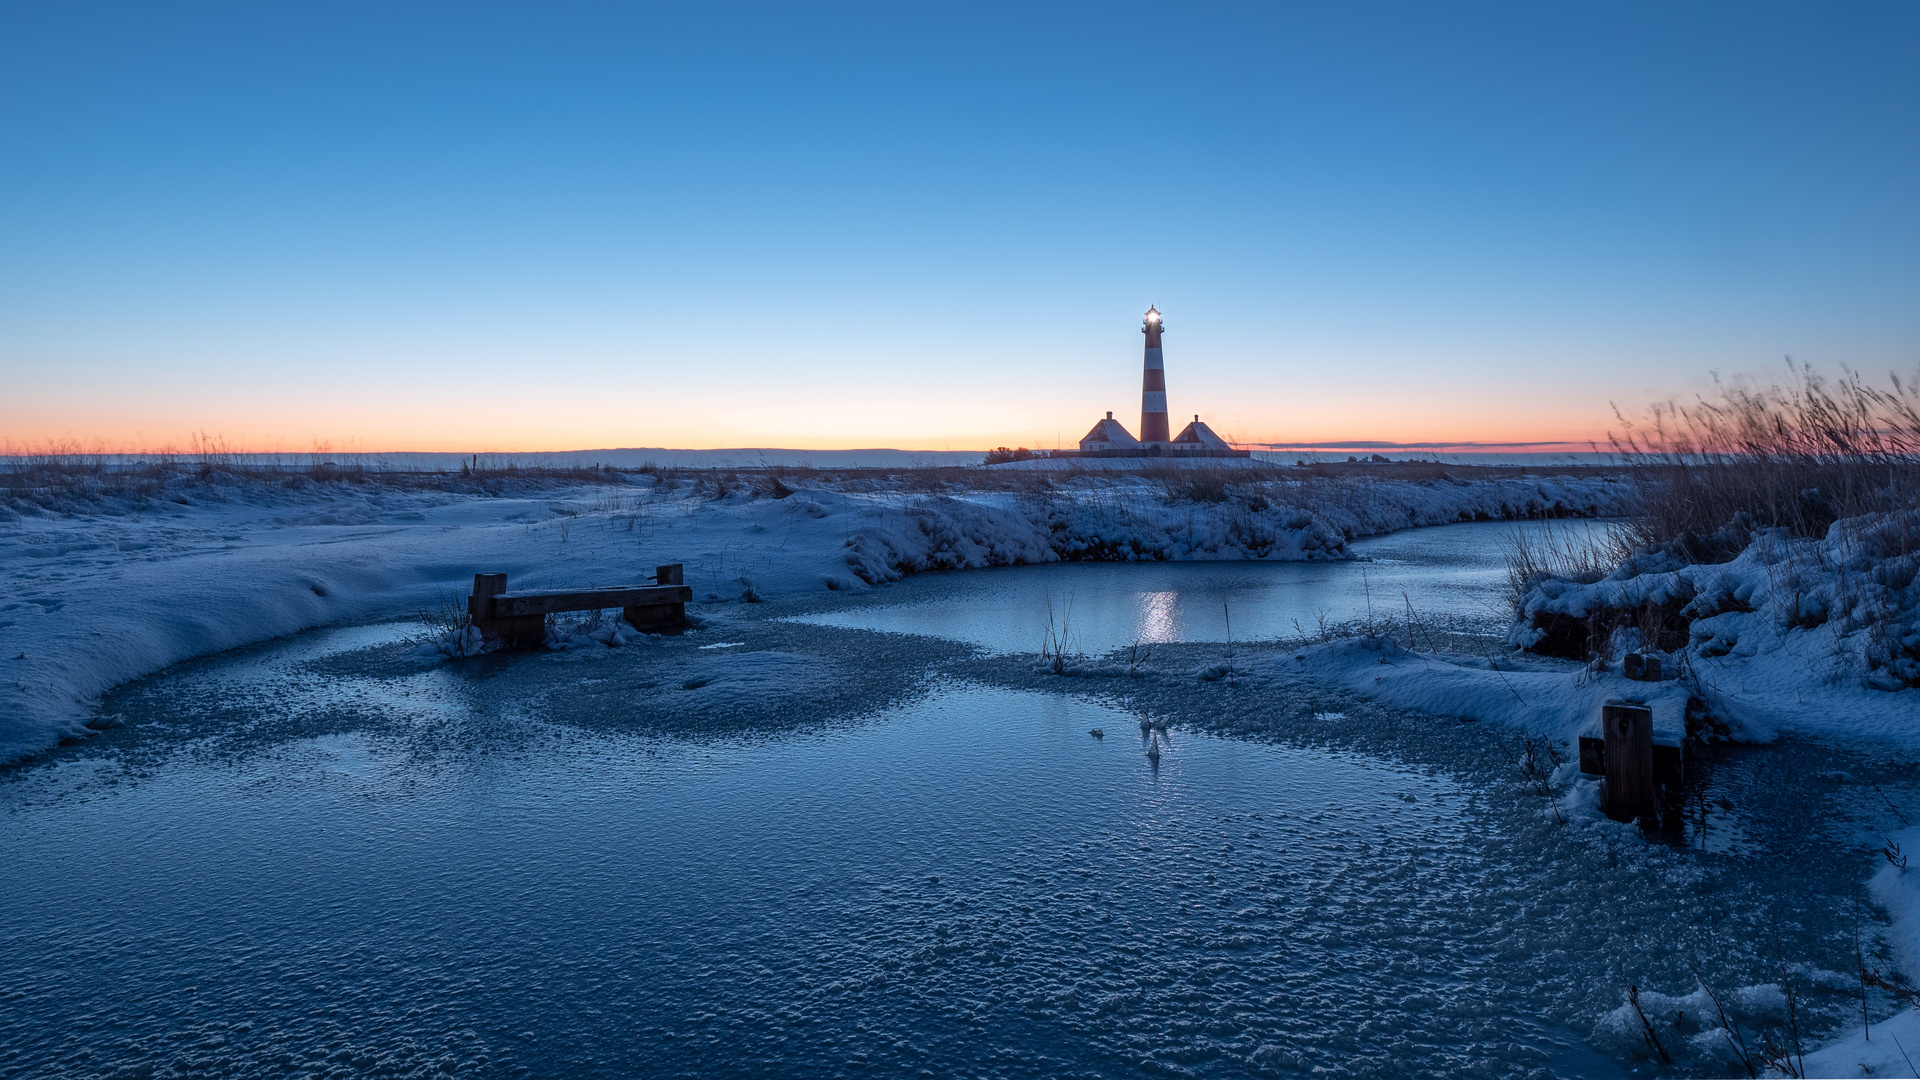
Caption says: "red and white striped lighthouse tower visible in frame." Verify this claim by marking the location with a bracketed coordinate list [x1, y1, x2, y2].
[1139, 306, 1170, 444]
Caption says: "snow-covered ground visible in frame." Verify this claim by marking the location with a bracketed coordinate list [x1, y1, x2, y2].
[7, 463, 1919, 1071]
[0, 467, 1627, 763]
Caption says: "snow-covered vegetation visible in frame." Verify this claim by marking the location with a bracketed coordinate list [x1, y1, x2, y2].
[1514, 510, 1920, 688]
[1504, 366, 1920, 716]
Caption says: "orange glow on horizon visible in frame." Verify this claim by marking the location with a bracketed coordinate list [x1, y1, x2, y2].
[1, 352, 1636, 458]
[0, 410, 1619, 457]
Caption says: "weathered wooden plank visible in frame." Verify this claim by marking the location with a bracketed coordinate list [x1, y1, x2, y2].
[624, 602, 686, 632]
[468, 567, 692, 645]
[490, 585, 692, 617]
[1601, 700, 1656, 820]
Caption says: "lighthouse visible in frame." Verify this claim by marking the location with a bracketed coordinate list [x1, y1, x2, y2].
[1061, 307, 1249, 460]
[1139, 306, 1170, 444]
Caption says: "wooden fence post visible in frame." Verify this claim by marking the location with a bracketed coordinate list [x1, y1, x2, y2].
[1601, 700, 1656, 820]
[627, 564, 687, 632]
[469, 572, 544, 646]
[469, 573, 508, 638]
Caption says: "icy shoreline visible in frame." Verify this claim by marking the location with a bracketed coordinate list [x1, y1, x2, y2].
[1, 468, 1626, 764]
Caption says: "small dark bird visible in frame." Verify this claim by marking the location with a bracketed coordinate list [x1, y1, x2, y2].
[1089, 728, 1104, 739]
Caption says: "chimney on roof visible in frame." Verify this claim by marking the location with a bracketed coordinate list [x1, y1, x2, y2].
[1106, 411, 1113, 419]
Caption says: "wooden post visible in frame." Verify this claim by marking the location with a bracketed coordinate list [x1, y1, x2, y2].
[1601, 700, 1656, 821]
[1624, 653, 1662, 682]
[628, 564, 687, 632]
[468, 572, 543, 646]
[469, 573, 508, 637]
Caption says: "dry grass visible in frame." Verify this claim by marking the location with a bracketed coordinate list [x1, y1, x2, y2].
[404, 592, 484, 658]
[1506, 364, 1920, 669]
[1609, 361, 1920, 559]
[0, 439, 627, 512]
[1501, 519, 1634, 615]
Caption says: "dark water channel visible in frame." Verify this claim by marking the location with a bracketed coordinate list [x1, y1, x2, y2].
[1, 522, 1913, 1079]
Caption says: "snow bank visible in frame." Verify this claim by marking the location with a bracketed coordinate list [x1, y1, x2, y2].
[1877, 829, 1920, 982]
[1274, 626, 1913, 752]
[1273, 636, 1691, 747]
[1507, 509, 1919, 745]
[0, 480, 859, 762]
[1516, 510, 1920, 687]
[1802, 1008, 1920, 1079]
[1, 469, 1624, 763]
[844, 473, 1626, 583]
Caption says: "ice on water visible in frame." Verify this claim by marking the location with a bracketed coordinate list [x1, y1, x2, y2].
[2, 582, 1908, 1077]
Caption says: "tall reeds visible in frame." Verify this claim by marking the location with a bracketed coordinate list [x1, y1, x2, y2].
[1501, 519, 1633, 616]
[1608, 361, 1920, 559]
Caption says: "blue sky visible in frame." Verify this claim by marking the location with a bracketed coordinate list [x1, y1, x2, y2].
[3, 1, 1916, 451]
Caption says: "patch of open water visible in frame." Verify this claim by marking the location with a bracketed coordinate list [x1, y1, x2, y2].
[785, 519, 1619, 653]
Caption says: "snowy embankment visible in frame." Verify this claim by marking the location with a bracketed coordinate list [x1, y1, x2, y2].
[0, 468, 1624, 762]
[1277, 637, 1694, 745]
[1269, 509, 1919, 750]
[845, 473, 1623, 581]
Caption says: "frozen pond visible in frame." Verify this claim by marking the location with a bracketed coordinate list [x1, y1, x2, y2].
[1, 521, 1910, 1078]
[787, 519, 1619, 654]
